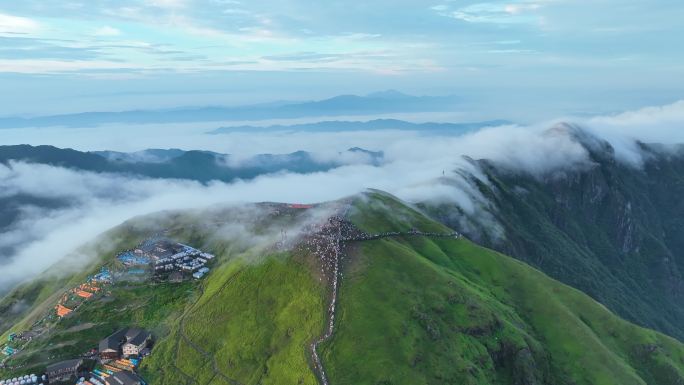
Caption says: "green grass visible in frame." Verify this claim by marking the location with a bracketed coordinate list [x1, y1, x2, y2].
[317, 193, 684, 384]
[0, 280, 196, 377]
[141, 252, 326, 385]
[4, 194, 684, 384]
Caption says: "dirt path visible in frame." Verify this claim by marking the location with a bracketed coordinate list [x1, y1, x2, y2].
[308, 215, 460, 385]
[309, 221, 342, 385]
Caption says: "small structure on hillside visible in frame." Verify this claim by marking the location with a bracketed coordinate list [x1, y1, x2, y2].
[288, 203, 314, 209]
[104, 371, 144, 385]
[138, 238, 215, 281]
[46, 358, 89, 383]
[192, 267, 210, 279]
[99, 328, 152, 360]
[122, 329, 152, 357]
[55, 304, 73, 318]
[169, 271, 184, 283]
[0, 374, 39, 385]
[135, 239, 184, 262]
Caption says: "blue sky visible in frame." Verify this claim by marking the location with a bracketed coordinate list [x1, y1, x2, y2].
[0, 0, 683, 117]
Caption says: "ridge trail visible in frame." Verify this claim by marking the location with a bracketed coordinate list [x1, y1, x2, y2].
[306, 207, 460, 385]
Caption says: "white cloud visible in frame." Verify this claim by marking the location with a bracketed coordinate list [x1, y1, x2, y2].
[0, 119, 592, 289]
[3, 99, 684, 290]
[435, 1, 552, 24]
[0, 59, 140, 74]
[93, 25, 122, 36]
[146, 0, 187, 9]
[505, 3, 542, 14]
[582, 100, 684, 165]
[0, 12, 41, 34]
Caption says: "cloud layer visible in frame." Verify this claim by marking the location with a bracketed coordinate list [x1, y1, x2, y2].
[2, 99, 684, 290]
[0, 1, 683, 118]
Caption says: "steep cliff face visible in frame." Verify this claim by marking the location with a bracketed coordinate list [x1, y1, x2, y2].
[422, 134, 684, 340]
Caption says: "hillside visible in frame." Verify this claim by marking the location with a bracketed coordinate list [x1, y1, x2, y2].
[2, 192, 684, 384]
[420, 130, 684, 341]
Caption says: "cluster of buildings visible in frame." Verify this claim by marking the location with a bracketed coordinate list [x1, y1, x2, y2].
[35, 327, 152, 385]
[99, 328, 152, 361]
[46, 359, 89, 383]
[1, 347, 17, 357]
[54, 275, 109, 320]
[3, 331, 40, 362]
[0, 374, 43, 385]
[127, 238, 214, 281]
[45, 358, 144, 385]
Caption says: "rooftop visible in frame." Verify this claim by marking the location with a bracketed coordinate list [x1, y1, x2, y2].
[106, 371, 143, 385]
[46, 358, 83, 373]
[99, 328, 128, 352]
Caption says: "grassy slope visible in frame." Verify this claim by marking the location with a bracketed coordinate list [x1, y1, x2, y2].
[419, 149, 684, 341]
[3, 193, 684, 384]
[320, 192, 684, 385]
[0, 224, 149, 341]
[2, 206, 327, 384]
[3, 282, 196, 376]
[140, 252, 325, 385]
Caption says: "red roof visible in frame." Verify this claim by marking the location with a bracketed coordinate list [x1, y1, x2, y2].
[288, 204, 313, 209]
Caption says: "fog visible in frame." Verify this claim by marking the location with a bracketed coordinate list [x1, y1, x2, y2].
[1, 99, 684, 291]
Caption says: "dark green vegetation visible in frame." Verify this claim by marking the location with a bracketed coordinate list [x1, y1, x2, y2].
[421, 130, 684, 340]
[4, 282, 194, 376]
[3, 192, 684, 384]
[0, 144, 382, 185]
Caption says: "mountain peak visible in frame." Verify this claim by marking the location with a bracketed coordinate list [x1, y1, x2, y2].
[366, 90, 412, 99]
[544, 122, 615, 158]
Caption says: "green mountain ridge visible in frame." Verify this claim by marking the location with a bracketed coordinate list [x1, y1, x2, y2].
[420, 131, 684, 341]
[2, 192, 684, 384]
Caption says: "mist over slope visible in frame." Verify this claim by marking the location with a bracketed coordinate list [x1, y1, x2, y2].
[2, 100, 684, 300]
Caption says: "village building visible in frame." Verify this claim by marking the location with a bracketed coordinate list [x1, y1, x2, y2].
[136, 239, 184, 262]
[46, 358, 88, 383]
[104, 371, 144, 385]
[122, 329, 152, 357]
[99, 329, 127, 360]
[99, 328, 152, 360]
[169, 271, 184, 283]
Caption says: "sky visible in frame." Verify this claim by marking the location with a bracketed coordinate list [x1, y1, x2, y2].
[1, 0, 683, 117]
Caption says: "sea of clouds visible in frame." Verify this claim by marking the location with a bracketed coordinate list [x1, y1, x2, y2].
[1, 100, 684, 290]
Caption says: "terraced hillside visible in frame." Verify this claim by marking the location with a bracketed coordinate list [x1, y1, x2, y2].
[3, 192, 684, 384]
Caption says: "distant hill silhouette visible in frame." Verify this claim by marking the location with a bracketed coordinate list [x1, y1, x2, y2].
[0, 145, 384, 183]
[210, 118, 511, 134]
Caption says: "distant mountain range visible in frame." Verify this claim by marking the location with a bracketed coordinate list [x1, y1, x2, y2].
[0, 145, 383, 243]
[209, 118, 511, 134]
[0, 145, 383, 182]
[0, 91, 462, 128]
